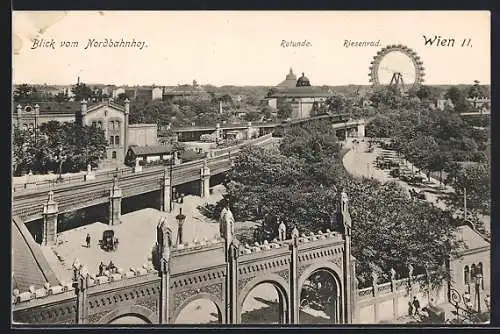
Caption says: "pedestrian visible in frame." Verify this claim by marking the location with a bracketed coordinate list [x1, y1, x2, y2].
[278, 219, 286, 241]
[412, 296, 421, 315]
[85, 233, 91, 248]
[408, 300, 414, 316]
[98, 262, 105, 276]
[108, 260, 115, 273]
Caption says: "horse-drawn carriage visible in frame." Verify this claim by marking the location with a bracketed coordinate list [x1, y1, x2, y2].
[401, 174, 425, 185]
[100, 230, 119, 252]
[376, 156, 400, 170]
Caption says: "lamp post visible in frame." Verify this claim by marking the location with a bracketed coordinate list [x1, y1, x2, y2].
[57, 146, 67, 182]
[176, 208, 186, 245]
[463, 186, 467, 221]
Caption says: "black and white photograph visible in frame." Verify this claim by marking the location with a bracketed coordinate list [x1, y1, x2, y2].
[11, 10, 491, 325]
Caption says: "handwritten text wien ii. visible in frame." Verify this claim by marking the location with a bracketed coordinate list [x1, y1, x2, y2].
[30, 38, 148, 50]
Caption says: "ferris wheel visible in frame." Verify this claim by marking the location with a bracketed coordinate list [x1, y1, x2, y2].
[368, 45, 425, 91]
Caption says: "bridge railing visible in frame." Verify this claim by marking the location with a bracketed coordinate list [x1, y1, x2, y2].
[13, 134, 276, 194]
[12, 263, 159, 307]
[210, 133, 274, 158]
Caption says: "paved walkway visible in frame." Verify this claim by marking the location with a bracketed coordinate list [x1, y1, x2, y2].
[42, 185, 227, 284]
[342, 139, 490, 234]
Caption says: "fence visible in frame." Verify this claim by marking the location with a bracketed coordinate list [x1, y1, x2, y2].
[12, 134, 274, 193]
[355, 272, 447, 324]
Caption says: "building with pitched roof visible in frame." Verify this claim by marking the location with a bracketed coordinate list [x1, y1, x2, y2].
[449, 225, 490, 300]
[13, 99, 133, 164]
[266, 68, 332, 119]
[162, 80, 212, 103]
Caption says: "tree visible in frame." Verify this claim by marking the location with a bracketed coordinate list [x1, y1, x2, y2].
[280, 120, 340, 163]
[205, 121, 460, 286]
[244, 111, 262, 122]
[415, 85, 440, 101]
[369, 86, 403, 109]
[467, 80, 489, 99]
[71, 83, 94, 101]
[261, 106, 275, 120]
[325, 94, 346, 114]
[13, 121, 107, 176]
[116, 92, 130, 102]
[445, 86, 470, 113]
[445, 163, 490, 216]
[14, 84, 38, 103]
[54, 90, 69, 102]
[277, 101, 293, 119]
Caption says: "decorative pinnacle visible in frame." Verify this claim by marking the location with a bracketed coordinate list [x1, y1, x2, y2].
[47, 190, 55, 203]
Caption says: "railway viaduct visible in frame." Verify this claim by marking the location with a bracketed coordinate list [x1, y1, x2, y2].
[12, 192, 356, 325]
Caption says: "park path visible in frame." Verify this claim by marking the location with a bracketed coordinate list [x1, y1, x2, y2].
[342, 139, 490, 234]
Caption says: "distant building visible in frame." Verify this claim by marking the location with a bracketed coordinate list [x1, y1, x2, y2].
[12, 99, 158, 165]
[163, 80, 211, 103]
[125, 144, 174, 165]
[13, 102, 79, 129]
[115, 86, 163, 101]
[128, 124, 158, 147]
[435, 98, 454, 111]
[466, 97, 490, 113]
[266, 68, 332, 119]
[112, 87, 125, 99]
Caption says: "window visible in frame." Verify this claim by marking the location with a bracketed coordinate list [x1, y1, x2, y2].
[464, 266, 470, 285]
[116, 121, 120, 129]
[471, 264, 477, 277]
[115, 135, 120, 145]
[109, 136, 114, 145]
[98, 121, 102, 128]
[478, 262, 484, 290]
[92, 121, 97, 127]
[112, 151, 117, 159]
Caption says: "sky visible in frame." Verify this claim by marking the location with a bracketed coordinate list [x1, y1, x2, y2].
[12, 11, 490, 87]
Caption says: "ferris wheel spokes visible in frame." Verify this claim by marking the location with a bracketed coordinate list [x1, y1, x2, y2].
[368, 45, 425, 91]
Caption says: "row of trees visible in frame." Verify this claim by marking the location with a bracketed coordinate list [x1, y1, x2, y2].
[13, 121, 107, 176]
[14, 83, 111, 103]
[366, 105, 490, 217]
[205, 120, 461, 286]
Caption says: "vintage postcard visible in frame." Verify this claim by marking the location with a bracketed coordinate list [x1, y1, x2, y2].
[11, 11, 490, 325]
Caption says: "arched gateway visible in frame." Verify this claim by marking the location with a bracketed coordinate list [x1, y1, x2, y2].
[12, 193, 355, 325]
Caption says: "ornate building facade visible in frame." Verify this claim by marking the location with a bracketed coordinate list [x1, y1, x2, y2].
[266, 68, 332, 119]
[13, 99, 132, 164]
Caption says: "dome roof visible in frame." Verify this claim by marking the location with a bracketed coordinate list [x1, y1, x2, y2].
[296, 73, 311, 87]
[285, 68, 297, 81]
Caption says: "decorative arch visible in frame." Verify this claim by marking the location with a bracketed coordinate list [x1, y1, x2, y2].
[238, 274, 290, 308]
[297, 261, 344, 323]
[98, 304, 157, 324]
[171, 292, 224, 324]
[238, 273, 290, 323]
